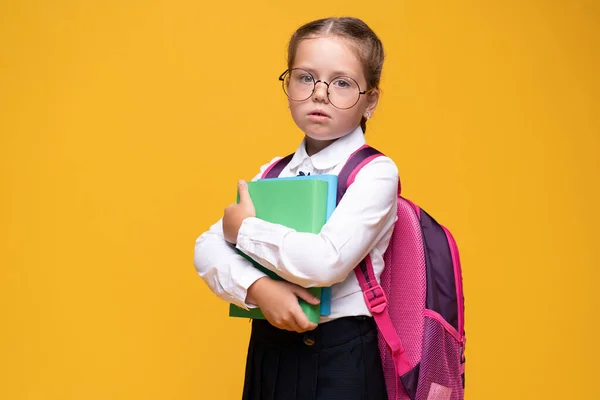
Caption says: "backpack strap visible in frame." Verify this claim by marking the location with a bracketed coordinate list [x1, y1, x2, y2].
[337, 144, 385, 204]
[261, 153, 294, 179]
[339, 145, 412, 380]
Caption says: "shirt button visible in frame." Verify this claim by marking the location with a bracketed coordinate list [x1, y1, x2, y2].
[303, 334, 315, 346]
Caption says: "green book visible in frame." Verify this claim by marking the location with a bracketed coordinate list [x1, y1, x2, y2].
[229, 179, 329, 324]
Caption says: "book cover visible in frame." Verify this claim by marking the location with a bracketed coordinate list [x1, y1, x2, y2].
[229, 179, 329, 324]
[259, 174, 337, 315]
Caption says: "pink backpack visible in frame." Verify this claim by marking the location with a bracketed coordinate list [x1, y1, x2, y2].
[264, 145, 466, 400]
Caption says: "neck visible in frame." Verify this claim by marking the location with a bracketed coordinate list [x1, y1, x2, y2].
[304, 136, 337, 156]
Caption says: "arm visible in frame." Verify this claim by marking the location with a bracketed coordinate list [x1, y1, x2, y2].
[235, 156, 398, 288]
[193, 157, 281, 309]
[194, 219, 268, 310]
[195, 157, 321, 333]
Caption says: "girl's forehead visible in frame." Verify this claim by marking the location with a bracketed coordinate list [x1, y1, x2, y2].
[293, 35, 364, 76]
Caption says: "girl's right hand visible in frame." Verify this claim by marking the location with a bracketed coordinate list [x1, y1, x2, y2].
[246, 277, 320, 333]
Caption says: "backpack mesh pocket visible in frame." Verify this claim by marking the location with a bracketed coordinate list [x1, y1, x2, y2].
[415, 313, 464, 400]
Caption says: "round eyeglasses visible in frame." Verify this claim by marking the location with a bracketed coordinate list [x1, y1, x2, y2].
[279, 68, 372, 110]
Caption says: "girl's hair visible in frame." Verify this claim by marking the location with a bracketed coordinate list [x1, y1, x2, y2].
[287, 17, 385, 133]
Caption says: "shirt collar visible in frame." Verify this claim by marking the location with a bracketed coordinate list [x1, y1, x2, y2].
[287, 125, 366, 171]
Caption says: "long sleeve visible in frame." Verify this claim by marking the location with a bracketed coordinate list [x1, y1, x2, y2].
[194, 220, 267, 309]
[193, 157, 281, 309]
[235, 156, 398, 288]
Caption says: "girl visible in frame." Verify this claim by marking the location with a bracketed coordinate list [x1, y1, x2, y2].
[195, 17, 398, 400]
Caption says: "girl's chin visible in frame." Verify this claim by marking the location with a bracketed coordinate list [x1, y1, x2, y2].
[304, 134, 339, 145]
[303, 128, 344, 142]
[303, 133, 342, 155]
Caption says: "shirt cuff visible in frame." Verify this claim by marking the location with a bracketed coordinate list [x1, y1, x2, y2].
[229, 255, 268, 310]
[236, 216, 290, 256]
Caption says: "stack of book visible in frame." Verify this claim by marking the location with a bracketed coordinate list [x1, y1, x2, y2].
[229, 175, 337, 324]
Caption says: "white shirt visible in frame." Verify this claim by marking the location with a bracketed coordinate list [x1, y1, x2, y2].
[194, 126, 398, 321]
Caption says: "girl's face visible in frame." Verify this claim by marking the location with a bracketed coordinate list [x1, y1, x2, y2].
[288, 36, 379, 152]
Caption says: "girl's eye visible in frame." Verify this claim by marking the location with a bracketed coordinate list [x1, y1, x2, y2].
[292, 71, 314, 84]
[333, 78, 353, 89]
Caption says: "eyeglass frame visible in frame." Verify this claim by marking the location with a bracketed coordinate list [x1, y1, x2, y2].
[278, 68, 375, 110]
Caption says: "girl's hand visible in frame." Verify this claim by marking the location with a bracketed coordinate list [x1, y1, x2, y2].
[246, 277, 320, 333]
[223, 180, 256, 244]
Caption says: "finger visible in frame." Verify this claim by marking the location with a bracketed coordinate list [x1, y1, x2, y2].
[237, 180, 252, 205]
[274, 315, 301, 332]
[284, 297, 316, 333]
[293, 286, 321, 305]
[292, 308, 317, 333]
[286, 319, 303, 333]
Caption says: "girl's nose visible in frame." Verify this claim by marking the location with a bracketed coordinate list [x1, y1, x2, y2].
[312, 81, 329, 103]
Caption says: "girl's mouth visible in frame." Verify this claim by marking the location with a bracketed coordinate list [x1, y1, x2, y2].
[308, 110, 330, 121]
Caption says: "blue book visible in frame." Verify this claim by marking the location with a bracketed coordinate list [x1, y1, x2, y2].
[258, 174, 337, 315]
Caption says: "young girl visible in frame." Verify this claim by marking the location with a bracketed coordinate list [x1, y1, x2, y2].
[195, 17, 398, 400]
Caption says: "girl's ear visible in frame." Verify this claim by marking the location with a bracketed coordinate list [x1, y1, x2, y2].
[364, 88, 380, 119]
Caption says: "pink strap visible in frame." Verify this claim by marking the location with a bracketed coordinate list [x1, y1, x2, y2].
[355, 256, 412, 378]
[341, 148, 410, 394]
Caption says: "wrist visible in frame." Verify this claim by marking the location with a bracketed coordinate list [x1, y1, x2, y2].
[245, 276, 269, 305]
[235, 217, 248, 242]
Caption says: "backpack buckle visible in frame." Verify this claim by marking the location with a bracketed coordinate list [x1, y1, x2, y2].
[362, 284, 388, 314]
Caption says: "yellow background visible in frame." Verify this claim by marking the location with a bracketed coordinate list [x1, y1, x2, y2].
[1, 1, 598, 399]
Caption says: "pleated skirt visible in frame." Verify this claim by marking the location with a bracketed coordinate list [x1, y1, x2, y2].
[242, 316, 387, 400]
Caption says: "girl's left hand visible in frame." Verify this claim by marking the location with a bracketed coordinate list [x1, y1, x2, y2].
[223, 180, 256, 244]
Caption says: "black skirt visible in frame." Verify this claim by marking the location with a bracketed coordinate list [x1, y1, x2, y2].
[242, 316, 388, 400]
